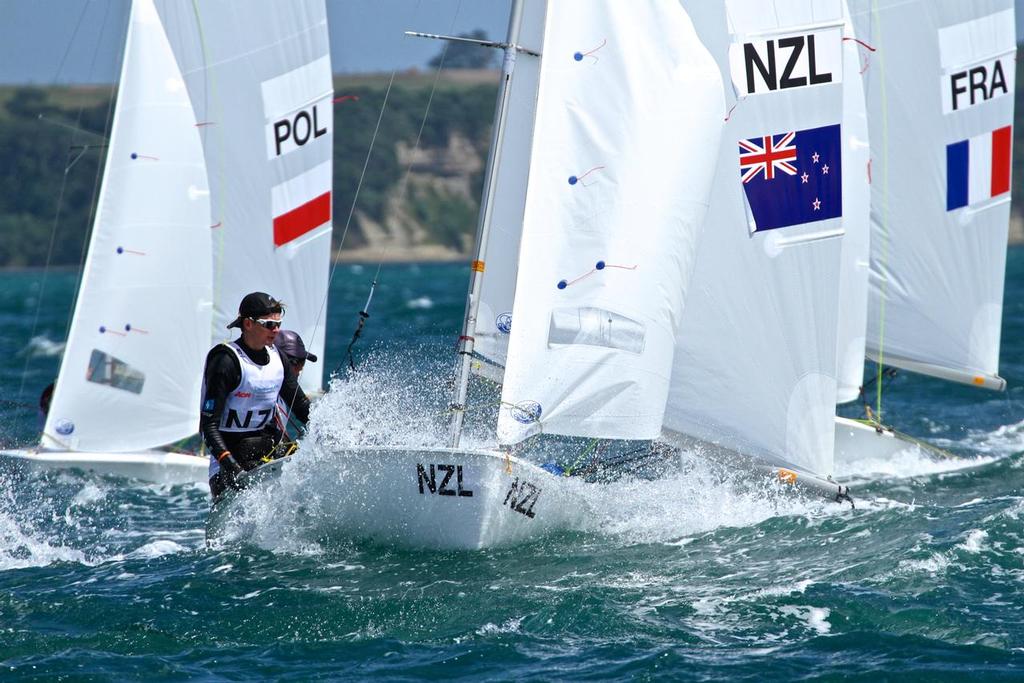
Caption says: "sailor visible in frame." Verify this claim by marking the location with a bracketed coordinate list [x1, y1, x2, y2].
[200, 292, 310, 498]
[274, 329, 318, 377]
[272, 329, 318, 440]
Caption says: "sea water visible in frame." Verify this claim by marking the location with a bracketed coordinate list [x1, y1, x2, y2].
[1, 255, 1023, 680]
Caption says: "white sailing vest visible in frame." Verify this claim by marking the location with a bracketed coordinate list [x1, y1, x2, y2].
[219, 341, 285, 433]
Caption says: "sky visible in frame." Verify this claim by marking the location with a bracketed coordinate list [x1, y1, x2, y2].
[0, 0, 513, 84]
[1, 1, 1022, 85]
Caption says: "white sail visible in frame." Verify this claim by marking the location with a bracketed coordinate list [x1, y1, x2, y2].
[850, 0, 1014, 391]
[835, 0, 872, 404]
[497, 0, 725, 444]
[664, 0, 846, 477]
[473, 0, 547, 376]
[155, 1, 333, 394]
[43, 0, 212, 452]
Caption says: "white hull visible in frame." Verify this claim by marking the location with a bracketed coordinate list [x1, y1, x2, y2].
[833, 416, 931, 464]
[0, 448, 208, 485]
[207, 446, 587, 550]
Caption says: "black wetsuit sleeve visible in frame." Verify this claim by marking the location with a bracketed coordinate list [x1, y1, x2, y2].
[200, 347, 241, 457]
[278, 348, 311, 425]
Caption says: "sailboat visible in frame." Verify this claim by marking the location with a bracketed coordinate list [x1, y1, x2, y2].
[3, 0, 335, 485]
[0, 0, 212, 484]
[208, 0, 854, 549]
[835, 0, 1016, 462]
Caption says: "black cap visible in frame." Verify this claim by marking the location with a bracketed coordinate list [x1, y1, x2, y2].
[226, 292, 284, 329]
[275, 329, 317, 363]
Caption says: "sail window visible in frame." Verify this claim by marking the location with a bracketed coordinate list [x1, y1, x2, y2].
[547, 307, 645, 354]
[86, 349, 145, 394]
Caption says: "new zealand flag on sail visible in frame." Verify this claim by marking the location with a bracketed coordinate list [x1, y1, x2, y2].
[738, 123, 842, 232]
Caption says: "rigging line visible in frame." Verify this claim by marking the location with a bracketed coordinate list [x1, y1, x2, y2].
[318, 0, 463, 379]
[307, 62, 399, 383]
[15, 144, 77, 406]
[272, 2, 440, 425]
[63, 0, 124, 342]
[872, 0, 889, 422]
[371, 0, 464, 278]
[349, 0, 464, 372]
[296, 0, 436, 415]
[565, 438, 602, 476]
[36, 114, 109, 141]
[50, 1, 92, 86]
[15, 0, 124, 409]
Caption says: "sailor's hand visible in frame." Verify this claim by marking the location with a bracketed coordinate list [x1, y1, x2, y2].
[217, 450, 243, 475]
[219, 452, 244, 491]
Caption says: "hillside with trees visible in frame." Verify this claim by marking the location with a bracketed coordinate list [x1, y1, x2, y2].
[0, 70, 498, 268]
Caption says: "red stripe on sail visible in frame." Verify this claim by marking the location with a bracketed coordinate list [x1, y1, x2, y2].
[991, 125, 1012, 198]
[273, 191, 331, 247]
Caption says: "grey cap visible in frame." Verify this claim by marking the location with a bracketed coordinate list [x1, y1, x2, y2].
[275, 329, 317, 363]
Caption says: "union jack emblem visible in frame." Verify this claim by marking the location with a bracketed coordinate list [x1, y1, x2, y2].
[739, 132, 797, 183]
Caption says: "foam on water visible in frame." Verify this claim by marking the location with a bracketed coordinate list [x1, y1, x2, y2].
[0, 508, 86, 570]
[958, 417, 1024, 456]
[778, 605, 832, 635]
[0, 467, 206, 571]
[405, 296, 433, 309]
[957, 529, 989, 554]
[577, 452, 834, 544]
[17, 334, 65, 358]
[305, 354, 451, 451]
[835, 446, 999, 483]
[126, 539, 189, 560]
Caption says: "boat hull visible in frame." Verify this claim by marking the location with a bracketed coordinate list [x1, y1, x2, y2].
[0, 448, 208, 485]
[206, 446, 586, 550]
[834, 416, 922, 463]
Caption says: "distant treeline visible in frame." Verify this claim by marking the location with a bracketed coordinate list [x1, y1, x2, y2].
[0, 74, 498, 268]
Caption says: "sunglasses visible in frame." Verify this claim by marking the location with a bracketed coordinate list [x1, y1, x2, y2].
[251, 318, 282, 330]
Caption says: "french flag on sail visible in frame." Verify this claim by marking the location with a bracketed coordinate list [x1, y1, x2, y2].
[271, 161, 332, 247]
[946, 125, 1012, 211]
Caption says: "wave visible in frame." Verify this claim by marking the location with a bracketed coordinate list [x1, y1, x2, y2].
[17, 335, 65, 358]
[0, 470, 203, 571]
[405, 296, 434, 309]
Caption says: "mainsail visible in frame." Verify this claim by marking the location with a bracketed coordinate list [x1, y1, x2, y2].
[497, 0, 725, 444]
[154, 0, 334, 394]
[850, 0, 1015, 392]
[43, 0, 212, 452]
[665, 0, 846, 477]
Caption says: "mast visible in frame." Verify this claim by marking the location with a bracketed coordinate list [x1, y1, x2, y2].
[448, 0, 530, 447]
